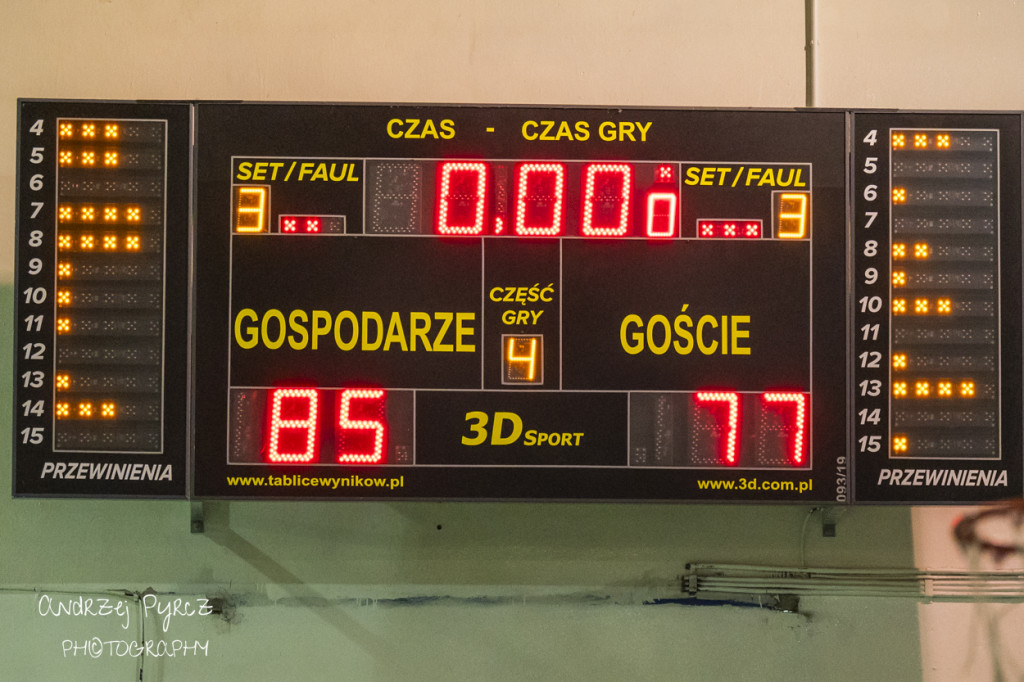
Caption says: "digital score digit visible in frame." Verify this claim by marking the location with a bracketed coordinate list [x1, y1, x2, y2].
[13, 101, 1023, 503]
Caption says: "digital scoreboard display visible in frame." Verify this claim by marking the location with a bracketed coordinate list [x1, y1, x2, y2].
[13, 101, 1023, 503]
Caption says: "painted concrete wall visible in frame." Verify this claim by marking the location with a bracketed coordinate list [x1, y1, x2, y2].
[1, 1, 1021, 679]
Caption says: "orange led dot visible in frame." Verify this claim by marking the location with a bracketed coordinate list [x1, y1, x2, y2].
[81, 206, 95, 221]
[914, 298, 929, 314]
[80, 234, 95, 250]
[81, 123, 96, 138]
[893, 271, 907, 287]
[103, 234, 118, 250]
[59, 150, 74, 166]
[126, 206, 141, 222]
[104, 123, 118, 138]
[936, 134, 950, 148]
[893, 353, 908, 370]
[915, 381, 930, 398]
[937, 381, 953, 397]
[960, 381, 976, 398]
[893, 436, 909, 453]
[893, 298, 907, 314]
[55, 374, 70, 390]
[58, 233, 73, 250]
[78, 402, 93, 418]
[103, 206, 118, 222]
[81, 150, 95, 166]
[57, 317, 71, 334]
[125, 234, 140, 251]
[893, 382, 908, 398]
[893, 243, 907, 259]
[57, 289, 72, 306]
[59, 122, 74, 138]
[893, 187, 907, 204]
[914, 242, 930, 259]
[101, 402, 116, 418]
[937, 298, 952, 314]
[58, 261, 73, 278]
[104, 150, 118, 166]
[59, 205, 74, 222]
[56, 402, 70, 418]
[892, 133, 905, 149]
[914, 134, 928, 148]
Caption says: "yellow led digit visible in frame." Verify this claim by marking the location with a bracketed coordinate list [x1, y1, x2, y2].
[893, 354, 908, 370]
[893, 298, 906, 314]
[914, 242, 930, 259]
[55, 373, 70, 390]
[503, 335, 543, 385]
[775, 192, 808, 239]
[892, 243, 906, 259]
[101, 402, 117, 418]
[893, 187, 907, 204]
[234, 186, 269, 233]
[893, 435, 909, 453]
[936, 133, 950, 148]
[892, 133, 905, 149]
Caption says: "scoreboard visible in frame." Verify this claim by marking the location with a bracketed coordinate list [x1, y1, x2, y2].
[12, 101, 1023, 503]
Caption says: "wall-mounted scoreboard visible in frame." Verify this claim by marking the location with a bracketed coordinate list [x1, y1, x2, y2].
[13, 101, 1023, 503]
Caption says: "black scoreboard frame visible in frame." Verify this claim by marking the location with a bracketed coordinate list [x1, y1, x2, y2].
[12, 100, 1023, 505]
